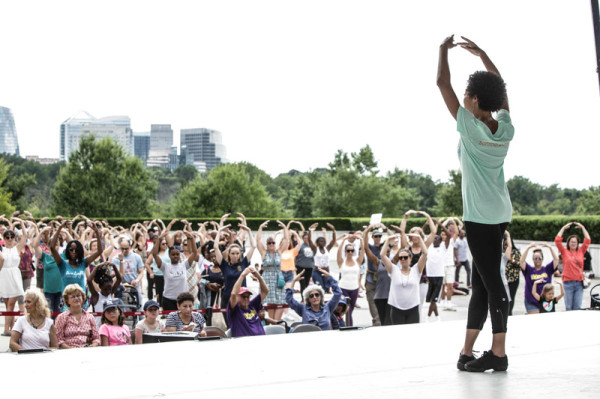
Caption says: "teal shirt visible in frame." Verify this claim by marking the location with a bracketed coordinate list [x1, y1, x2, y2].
[457, 106, 514, 224]
[41, 252, 64, 294]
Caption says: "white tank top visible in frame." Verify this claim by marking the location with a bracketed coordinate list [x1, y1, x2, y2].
[313, 248, 330, 268]
[339, 263, 360, 290]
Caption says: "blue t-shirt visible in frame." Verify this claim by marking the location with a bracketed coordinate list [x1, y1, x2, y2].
[457, 106, 514, 224]
[59, 255, 88, 290]
[221, 257, 250, 299]
[41, 252, 63, 294]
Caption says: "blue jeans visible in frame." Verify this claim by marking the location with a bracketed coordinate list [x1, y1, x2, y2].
[563, 280, 583, 311]
[282, 271, 295, 283]
[44, 292, 62, 318]
[311, 268, 331, 292]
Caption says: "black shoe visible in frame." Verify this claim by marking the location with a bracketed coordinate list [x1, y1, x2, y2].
[464, 350, 508, 372]
[457, 353, 475, 371]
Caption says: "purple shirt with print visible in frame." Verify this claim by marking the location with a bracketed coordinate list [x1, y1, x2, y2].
[523, 262, 555, 305]
[227, 294, 265, 337]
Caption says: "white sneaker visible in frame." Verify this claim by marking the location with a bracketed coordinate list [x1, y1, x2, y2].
[445, 302, 457, 312]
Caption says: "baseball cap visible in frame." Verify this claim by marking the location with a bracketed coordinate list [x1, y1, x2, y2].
[143, 300, 160, 311]
[238, 287, 252, 296]
[103, 299, 124, 311]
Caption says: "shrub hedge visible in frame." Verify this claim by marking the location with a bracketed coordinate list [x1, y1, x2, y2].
[65, 215, 600, 242]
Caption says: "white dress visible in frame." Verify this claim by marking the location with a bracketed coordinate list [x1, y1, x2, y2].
[0, 246, 24, 298]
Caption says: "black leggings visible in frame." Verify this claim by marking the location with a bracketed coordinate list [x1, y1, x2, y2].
[508, 279, 520, 316]
[375, 298, 391, 326]
[296, 266, 313, 296]
[389, 305, 419, 325]
[465, 221, 509, 334]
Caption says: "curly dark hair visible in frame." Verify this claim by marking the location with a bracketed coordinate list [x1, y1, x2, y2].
[465, 71, 506, 112]
[93, 265, 113, 286]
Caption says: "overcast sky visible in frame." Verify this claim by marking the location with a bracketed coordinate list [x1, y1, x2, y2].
[1, 1, 599, 189]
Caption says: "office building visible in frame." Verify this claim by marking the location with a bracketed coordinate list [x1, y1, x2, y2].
[180, 128, 227, 171]
[150, 124, 173, 151]
[0, 106, 20, 156]
[60, 112, 133, 161]
[134, 132, 151, 164]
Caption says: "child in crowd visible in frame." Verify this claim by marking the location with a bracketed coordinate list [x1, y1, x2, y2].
[135, 300, 165, 344]
[99, 299, 131, 346]
[532, 280, 564, 313]
[88, 263, 122, 327]
[331, 296, 348, 330]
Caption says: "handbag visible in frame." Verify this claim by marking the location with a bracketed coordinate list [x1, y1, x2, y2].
[277, 270, 285, 288]
[211, 290, 228, 331]
[569, 253, 590, 288]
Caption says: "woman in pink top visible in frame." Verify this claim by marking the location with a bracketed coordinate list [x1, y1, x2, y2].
[554, 222, 591, 311]
[55, 284, 100, 348]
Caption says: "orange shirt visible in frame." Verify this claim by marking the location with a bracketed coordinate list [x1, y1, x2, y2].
[554, 236, 591, 282]
[280, 249, 298, 271]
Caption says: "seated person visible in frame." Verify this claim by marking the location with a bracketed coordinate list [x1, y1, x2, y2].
[135, 300, 165, 344]
[227, 266, 269, 337]
[165, 292, 207, 336]
[286, 267, 342, 330]
[9, 289, 57, 351]
[330, 296, 348, 330]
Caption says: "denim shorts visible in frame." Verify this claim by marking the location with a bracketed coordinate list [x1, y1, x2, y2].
[282, 270, 295, 283]
[524, 299, 539, 313]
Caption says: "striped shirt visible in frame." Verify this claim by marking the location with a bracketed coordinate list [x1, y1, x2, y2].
[165, 311, 205, 332]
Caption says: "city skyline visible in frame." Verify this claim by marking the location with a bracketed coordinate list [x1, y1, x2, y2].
[1, 1, 599, 189]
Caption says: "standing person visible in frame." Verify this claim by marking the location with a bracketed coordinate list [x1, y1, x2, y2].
[145, 236, 168, 307]
[256, 220, 289, 322]
[215, 221, 256, 311]
[554, 222, 591, 311]
[112, 236, 144, 305]
[32, 227, 64, 316]
[363, 224, 384, 326]
[381, 234, 428, 325]
[503, 234, 522, 316]
[454, 229, 471, 288]
[294, 223, 318, 295]
[438, 35, 514, 372]
[336, 234, 365, 326]
[519, 242, 559, 314]
[312, 223, 337, 291]
[365, 233, 393, 326]
[151, 231, 198, 311]
[0, 226, 26, 336]
[424, 234, 448, 320]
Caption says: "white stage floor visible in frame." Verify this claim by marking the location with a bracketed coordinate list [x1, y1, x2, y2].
[4, 310, 599, 398]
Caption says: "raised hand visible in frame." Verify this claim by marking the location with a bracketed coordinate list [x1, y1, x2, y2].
[458, 36, 483, 56]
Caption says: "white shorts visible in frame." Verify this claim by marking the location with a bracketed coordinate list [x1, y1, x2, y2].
[444, 265, 456, 285]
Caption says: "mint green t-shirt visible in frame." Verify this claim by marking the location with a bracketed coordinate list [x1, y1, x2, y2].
[457, 106, 514, 224]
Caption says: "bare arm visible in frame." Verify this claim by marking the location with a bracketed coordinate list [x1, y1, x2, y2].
[325, 223, 337, 251]
[436, 35, 460, 120]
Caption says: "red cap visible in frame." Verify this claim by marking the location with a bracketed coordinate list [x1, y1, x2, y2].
[238, 287, 252, 296]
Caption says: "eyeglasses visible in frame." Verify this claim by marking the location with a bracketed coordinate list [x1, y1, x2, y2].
[309, 293, 321, 299]
[533, 257, 543, 260]
[69, 294, 83, 299]
[398, 256, 410, 260]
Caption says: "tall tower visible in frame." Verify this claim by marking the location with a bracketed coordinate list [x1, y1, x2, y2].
[0, 106, 20, 156]
[180, 128, 227, 170]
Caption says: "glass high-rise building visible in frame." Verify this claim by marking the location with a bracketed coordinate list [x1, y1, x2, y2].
[134, 132, 151, 164]
[180, 128, 227, 171]
[0, 106, 20, 156]
[150, 124, 173, 151]
[60, 112, 133, 161]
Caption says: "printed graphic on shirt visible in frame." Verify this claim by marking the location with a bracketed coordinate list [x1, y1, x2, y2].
[244, 309, 257, 321]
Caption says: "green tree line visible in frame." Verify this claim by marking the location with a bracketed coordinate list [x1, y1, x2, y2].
[1, 136, 599, 217]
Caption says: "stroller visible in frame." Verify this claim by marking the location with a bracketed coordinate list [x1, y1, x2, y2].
[590, 284, 600, 310]
[118, 283, 142, 331]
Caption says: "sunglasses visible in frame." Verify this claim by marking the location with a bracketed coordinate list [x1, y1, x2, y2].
[398, 255, 410, 260]
[309, 293, 321, 299]
[68, 247, 78, 252]
[346, 249, 355, 253]
[533, 257, 543, 260]
[4, 234, 15, 239]
[267, 241, 275, 245]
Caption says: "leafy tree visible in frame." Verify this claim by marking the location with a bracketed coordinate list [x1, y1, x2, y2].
[576, 186, 600, 214]
[51, 135, 156, 217]
[434, 169, 463, 215]
[173, 163, 282, 217]
[351, 144, 378, 175]
[507, 176, 542, 215]
[174, 164, 199, 187]
[0, 159, 15, 214]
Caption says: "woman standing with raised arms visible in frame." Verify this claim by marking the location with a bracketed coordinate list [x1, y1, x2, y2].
[437, 35, 514, 372]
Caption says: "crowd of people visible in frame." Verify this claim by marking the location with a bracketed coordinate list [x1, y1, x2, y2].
[0, 210, 592, 354]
